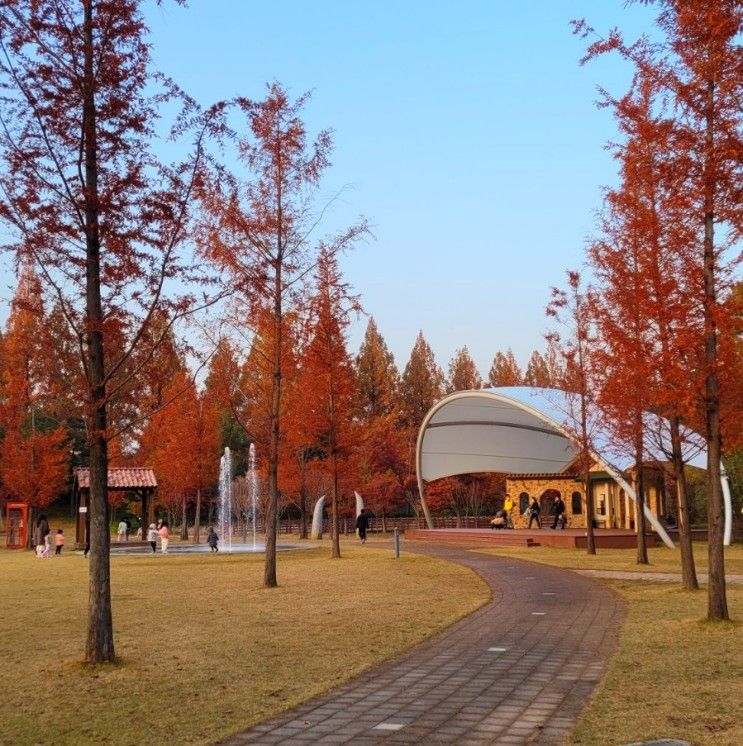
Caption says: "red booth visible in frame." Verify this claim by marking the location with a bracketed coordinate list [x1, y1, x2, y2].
[5, 502, 28, 548]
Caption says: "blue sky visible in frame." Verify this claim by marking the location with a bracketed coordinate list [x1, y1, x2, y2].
[2, 1, 659, 377]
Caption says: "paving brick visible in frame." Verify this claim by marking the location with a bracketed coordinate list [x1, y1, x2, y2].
[221, 543, 627, 745]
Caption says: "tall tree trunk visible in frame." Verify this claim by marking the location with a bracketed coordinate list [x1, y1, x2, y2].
[634, 431, 648, 565]
[264, 246, 282, 587]
[330, 452, 340, 558]
[670, 417, 698, 590]
[193, 488, 201, 544]
[180, 496, 188, 540]
[298, 482, 308, 540]
[702, 79, 728, 621]
[83, 0, 114, 664]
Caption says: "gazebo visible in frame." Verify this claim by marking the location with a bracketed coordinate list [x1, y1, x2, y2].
[416, 387, 733, 549]
[73, 467, 158, 548]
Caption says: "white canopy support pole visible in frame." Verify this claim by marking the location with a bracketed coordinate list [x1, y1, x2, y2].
[721, 465, 732, 546]
[600, 461, 675, 549]
[416, 403, 439, 530]
[417, 478, 435, 530]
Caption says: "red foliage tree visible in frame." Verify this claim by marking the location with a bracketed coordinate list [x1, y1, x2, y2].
[487, 349, 523, 387]
[0, 268, 69, 528]
[0, 0, 223, 660]
[447, 346, 483, 392]
[575, 0, 741, 619]
[297, 247, 360, 557]
[546, 271, 598, 554]
[198, 84, 366, 585]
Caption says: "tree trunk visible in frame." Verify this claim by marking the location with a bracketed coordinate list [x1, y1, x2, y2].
[264, 245, 282, 587]
[180, 496, 188, 540]
[193, 488, 201, 544]
[82, 0, 114, 664]
[702, 79, 728, 621]
[330, 451, 340, 558]
[634, 434, 648, 565]
[670, 417, 698, 590]
[298, 483, 308, 540]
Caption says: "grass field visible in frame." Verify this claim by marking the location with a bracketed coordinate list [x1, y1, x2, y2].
[477, 540, 743, 575]
[3, 532, 741, 745]
[0, 540, 489, 745]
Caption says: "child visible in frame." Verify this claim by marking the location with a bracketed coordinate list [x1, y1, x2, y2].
[41, 532, 52, 558]
[147, 523, 157, 553]
[207, 527, 219, 552]
[55, 528, 64, 555]
[158, 521, 170, 554]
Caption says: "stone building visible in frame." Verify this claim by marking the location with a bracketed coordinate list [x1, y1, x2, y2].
[506, 462, 667, 529]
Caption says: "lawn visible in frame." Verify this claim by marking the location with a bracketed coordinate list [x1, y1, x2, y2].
[477, 540, 743, 575]
[476, 542, 743, 745]
[0, 540, 489, 745]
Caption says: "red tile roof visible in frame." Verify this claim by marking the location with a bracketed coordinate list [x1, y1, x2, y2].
[74, 467, 157, 489]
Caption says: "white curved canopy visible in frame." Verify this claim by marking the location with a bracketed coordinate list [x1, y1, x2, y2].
[415, 387, 731, 546]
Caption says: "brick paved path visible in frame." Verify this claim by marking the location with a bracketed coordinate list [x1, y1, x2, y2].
[224, 543, 626, 745]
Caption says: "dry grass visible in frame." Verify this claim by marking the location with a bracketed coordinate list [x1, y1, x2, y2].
[474, 541, 743, 745]
[570, 581, 743, 745]
[476, 540, 743, 575]
[0, 540, 488, 745]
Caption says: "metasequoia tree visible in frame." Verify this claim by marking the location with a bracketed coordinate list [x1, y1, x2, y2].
[523, 350, 552, 388]
[487, 349, 522, 387]
[399, 332, 445, 430]
[355, 318, 399, 421]
[298, 247, 360, 558]
[589, 199, 655, 565]
[575, 0, 742, 620]
[354, 318, 405, 528]
[198, 84, 366, 586]
[0, 269, 68, 523]
[546, 271, 598, 554]
[447, 346, 482, 392]
[398, 332, 444, 526]
[0, 0, 222, 661]
[589, 80, 700, 580]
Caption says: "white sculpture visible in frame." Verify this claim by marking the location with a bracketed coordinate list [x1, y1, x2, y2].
[311, 495, 326, 539]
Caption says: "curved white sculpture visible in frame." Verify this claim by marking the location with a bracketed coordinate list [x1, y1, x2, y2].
[354, 491, 364, 517]
[310, 495, 326, 539]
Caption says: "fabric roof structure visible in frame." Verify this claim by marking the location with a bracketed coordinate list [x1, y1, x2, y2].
[415, 387, 733, 548]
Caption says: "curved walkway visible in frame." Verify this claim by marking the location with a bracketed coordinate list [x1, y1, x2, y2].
[224, 542, 626, 745]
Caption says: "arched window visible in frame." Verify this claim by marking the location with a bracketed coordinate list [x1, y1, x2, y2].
[540, 489, 561, 514]
[519, 492, 529, 514]
[571, 491, 583, 514]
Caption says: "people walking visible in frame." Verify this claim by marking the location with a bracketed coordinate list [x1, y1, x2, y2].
[355, 509, 369, 544]
[527, 498, 541, 529]
[35, 514, 49, 555]
[117, 519, 128, 542]
[503, 494, 514, 529]
[147, 523, 158, 553]
[207, 527, 219, 552]
[551, 496, 566, 529]
[158, 521, 170, 554]
[54, 528, 64, 555]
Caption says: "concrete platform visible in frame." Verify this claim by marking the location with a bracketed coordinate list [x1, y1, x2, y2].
[404, 527, 657, 549]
